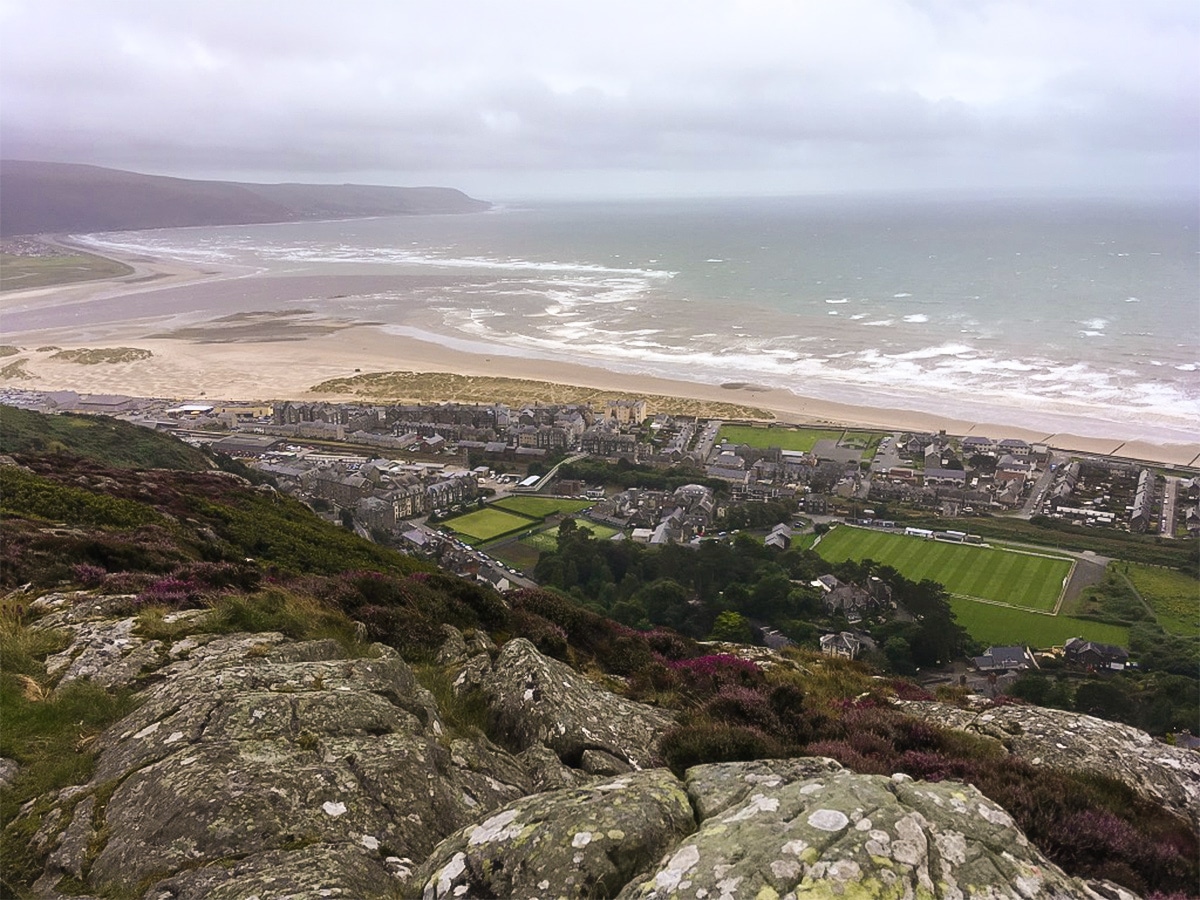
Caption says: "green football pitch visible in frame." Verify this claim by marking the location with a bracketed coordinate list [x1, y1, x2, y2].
[814, 526, 1072, 611]
[442, 508, 537, 543]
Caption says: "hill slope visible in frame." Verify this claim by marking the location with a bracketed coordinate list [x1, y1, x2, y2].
[0, 405, 211, 470]
[0, 160, 490, 236]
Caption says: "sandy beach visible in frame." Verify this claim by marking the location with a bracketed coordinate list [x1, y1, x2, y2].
[2, 243, 1198, 468]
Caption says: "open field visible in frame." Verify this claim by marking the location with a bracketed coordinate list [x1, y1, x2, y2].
[440, 508, 537, 543]
[815, 526, 1072, 611]
[719, 424, 855, 453]
[912, 516, 1199, 573]
[491, 496, 594, 519]
[947, 597, 1130, 648]
[489, 541, 540, 571]
[1125, 564, 1200, 637]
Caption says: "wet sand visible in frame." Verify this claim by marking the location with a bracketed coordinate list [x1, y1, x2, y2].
[2, 242, 1197, 468]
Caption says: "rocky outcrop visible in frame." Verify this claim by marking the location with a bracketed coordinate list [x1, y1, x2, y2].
[413, 769, 696, 898]
[411, 757, 1140, 900]
[20, 620, 533, 898]
[897, 699, 1200, 830]
[461, 637, 675, 772]
[31, 591, 171, 689]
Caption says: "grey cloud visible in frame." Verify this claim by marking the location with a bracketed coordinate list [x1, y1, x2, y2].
[1, 0, 1195, 197]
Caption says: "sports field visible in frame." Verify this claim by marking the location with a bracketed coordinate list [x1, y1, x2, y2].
[718, 425, 849, 453]
[947, 598, 1129, 647]
[815, 526, 1071, 611]
[442, 508, 537, 543]
[490, 520, 621, 571]
[491, 496, 593, 519]
[521, 520, 620, 553]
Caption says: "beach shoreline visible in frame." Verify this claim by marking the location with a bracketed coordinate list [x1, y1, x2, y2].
[2, 241, 1197, 468]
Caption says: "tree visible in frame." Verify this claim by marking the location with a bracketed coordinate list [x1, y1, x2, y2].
[883, 636, 917, 675]
[635, 579, 692, 631]
[1074, 680, 1132, 720]
[709, 611, 754, 643]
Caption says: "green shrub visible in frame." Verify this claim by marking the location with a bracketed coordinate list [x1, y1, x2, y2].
[659, 722, 785, 777]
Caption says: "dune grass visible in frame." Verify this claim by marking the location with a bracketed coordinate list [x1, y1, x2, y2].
[0, 250, 132, 292]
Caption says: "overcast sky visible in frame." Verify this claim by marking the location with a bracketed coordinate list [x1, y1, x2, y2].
[1, 0, 1196, 200]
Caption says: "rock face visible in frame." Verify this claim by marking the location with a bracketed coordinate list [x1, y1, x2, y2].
[897, 699, 1200, 830]
[412, 769, 696, 899]
[464, 637, 676, 772]
[21, 618, 533, 898]
[411, 757, 1139, 900]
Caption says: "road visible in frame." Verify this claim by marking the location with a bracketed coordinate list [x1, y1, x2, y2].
[1160, 476, 1178, 538]
[1015, 453, 1057, 519]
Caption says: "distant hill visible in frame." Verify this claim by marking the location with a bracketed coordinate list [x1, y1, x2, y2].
[0, 160, 490, 236]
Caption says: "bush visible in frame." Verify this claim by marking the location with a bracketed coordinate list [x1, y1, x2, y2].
[701, 685, 783, 735]
[660, 722, 785, 777]
[509, 608, 570, 661]
[667, 654, 763, 699]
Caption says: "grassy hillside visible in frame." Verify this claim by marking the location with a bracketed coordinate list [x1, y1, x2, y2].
[0, 406, 211, 470]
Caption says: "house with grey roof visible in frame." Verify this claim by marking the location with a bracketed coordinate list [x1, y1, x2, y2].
[972, 645, 1037, 672]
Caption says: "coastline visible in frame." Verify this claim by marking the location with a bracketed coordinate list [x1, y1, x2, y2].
[2, 242, 1197, 468]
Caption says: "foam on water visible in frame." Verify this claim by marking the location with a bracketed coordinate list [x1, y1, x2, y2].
[74, 197, 1200, 444]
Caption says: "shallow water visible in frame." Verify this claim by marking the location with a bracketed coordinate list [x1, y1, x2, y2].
[77, 195, 1200, 442]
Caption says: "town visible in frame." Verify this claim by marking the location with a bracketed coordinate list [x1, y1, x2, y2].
[2, 386, 1196, 704]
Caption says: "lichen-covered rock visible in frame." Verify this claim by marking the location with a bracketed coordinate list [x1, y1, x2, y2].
[30, 592, 166, 689]
[410, 769, 696, 900]
[618, 759, 1142, 899]
[436, 624, 470, 665]
[0, 757, 19, 791]
[897, 699, 1200, 829]
[143, 844, 402, 900]
[21, 630, 532, 898]
[475, 638, 675, 770]
[517, 745, 592, 792]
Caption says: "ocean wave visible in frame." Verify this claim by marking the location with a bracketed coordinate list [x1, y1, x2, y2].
[902, 314, 929, 323]
[439, 306, 1198, 434]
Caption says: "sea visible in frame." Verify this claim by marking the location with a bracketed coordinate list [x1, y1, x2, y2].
[75, 195, 1199, 444]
